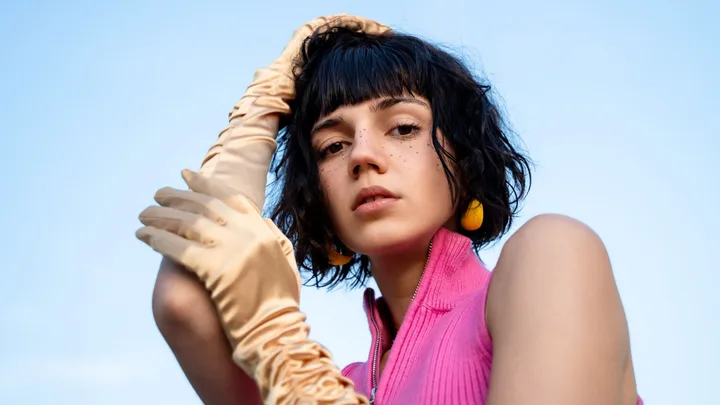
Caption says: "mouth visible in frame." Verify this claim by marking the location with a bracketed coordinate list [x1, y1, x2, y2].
[352, 186, 398, 211]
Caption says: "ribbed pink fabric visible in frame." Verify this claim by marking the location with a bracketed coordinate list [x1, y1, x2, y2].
[342, 228, 643, 405]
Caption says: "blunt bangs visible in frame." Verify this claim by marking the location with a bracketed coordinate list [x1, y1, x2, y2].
[293, 28, 433, 126]
[271, 26, 532, 289]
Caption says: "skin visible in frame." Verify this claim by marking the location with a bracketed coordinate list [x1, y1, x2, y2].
[311, 95, 457, 330]
[485, 214, 639, 405]
[153, 258, 262, 405]
[152, 95, 639, 404]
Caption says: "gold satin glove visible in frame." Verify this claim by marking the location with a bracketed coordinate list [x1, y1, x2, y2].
[137, 170, 368, 404]
[199, 14, 392, 211]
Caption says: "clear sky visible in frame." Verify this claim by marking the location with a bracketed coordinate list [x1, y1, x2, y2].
[1, 1, 717, 404]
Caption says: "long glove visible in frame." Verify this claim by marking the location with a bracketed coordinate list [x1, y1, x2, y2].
[137, 170, 368, 404]
[199, 14, 392, 212]
[143, 16, 391, 403]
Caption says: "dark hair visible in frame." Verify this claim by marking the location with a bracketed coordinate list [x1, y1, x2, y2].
[270, 26, 531, 289]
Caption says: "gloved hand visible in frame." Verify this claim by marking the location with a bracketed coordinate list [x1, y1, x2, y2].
[199, 14, 392, 212]
[142, 15, 391, 403]
[137, 170, 368, 404]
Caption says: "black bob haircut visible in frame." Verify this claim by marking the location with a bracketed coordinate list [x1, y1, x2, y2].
[270, 26, 531, 289]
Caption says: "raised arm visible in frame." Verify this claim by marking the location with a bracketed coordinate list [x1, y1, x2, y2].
[149, 15, 391, 405]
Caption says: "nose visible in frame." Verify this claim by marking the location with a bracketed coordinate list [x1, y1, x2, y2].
[347, 129, 388, 178]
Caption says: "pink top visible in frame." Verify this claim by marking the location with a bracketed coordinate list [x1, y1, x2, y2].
[341, 228, 643, 404]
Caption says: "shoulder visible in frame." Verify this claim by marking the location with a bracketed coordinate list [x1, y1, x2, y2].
[492, 213, 611, 288]
[486, 213, 627, 339]
[482, 217, 634, 402]
[502, 213, 605, 257]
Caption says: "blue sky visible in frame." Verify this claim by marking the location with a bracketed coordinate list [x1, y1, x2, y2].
[1, 1, 717, 404]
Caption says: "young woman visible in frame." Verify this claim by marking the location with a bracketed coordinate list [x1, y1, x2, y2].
[137, 15, 643, 405]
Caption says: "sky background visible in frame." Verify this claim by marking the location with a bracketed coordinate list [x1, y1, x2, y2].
[1, 0, 718, 404]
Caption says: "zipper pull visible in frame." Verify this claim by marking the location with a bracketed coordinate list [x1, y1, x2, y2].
[369, 387, 377, 404]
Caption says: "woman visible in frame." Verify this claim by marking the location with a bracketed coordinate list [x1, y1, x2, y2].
[137, 15, 643, 405]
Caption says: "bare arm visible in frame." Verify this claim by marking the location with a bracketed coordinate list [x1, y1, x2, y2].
[153, 257, 262, 405]
[486, 214, 639, 405]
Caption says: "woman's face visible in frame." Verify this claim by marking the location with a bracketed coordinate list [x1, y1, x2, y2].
[311, 95, 457, 257]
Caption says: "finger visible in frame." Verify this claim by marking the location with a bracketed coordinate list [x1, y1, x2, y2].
[139, 205, 220, 246]
[318, 15, 392, 35]
[181, 169, 260, 215]
[136, 226, 204, 274]
[154, 187, 228, 225]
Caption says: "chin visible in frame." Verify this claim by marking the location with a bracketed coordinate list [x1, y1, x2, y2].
[341, 219, 438, 257]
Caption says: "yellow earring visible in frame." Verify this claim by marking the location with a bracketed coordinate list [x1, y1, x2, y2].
[328, 247, 353, 266]
[461, 199, 484, 231]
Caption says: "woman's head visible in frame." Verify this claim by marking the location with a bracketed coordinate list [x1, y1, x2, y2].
[271, 26, 531, 288]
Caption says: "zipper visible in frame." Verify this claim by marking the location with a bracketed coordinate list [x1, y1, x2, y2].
[368, 241, 433, 404]
[368, 308, 381, 404]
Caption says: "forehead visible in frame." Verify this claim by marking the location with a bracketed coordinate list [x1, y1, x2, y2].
[318, 94, 431, 119]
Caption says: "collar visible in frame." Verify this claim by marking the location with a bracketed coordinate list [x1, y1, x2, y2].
[362, 227, 490, 348]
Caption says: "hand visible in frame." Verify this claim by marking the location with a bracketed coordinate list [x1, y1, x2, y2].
[136, 170, 301, 354]
[272, 14, 392, 84]
[199, 15, 392, 211]
[137, 171, 368, 404]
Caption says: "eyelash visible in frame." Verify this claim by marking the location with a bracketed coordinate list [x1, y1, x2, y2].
[317, 122, 422, 159]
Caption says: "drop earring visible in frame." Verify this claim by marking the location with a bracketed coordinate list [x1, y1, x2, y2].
[328, 246, 353, 266]
[461, 199, 484, 231]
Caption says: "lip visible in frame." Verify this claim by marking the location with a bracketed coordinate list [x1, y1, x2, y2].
[352, 186, 399, 211]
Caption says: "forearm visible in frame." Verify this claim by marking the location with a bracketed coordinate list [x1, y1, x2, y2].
[198, 112, 280, 212]
[153, 258, 262, 405]
[153, 259, 364, 405]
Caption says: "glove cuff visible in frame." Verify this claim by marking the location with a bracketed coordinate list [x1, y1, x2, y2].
[232, 311, 369, 404]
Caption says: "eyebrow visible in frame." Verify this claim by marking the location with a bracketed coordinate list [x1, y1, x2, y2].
[311, 117, 345, 137]
[310, 97, 429, 136]
[370, 97, 429, 112]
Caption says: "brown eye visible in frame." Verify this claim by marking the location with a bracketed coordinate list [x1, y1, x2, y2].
[390, 123, 421, 137]
[319, 142, 346, 158]
[399, 125, 415, 135]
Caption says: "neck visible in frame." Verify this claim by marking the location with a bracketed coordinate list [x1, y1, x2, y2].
[369, 241, 431, 332]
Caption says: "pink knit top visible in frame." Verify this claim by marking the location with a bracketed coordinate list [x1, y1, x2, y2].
[341, 228, 643, 404]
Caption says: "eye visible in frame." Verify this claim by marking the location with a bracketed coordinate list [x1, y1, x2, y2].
[319, 142, 346, 158]
[390, 123, 421, 137]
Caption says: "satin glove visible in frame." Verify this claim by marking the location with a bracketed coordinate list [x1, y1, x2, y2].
[199, 14, 391, 211]
[137, 170, 369, 404]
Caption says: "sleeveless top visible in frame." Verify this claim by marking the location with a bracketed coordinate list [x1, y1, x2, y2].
[341, 228, 643, 404]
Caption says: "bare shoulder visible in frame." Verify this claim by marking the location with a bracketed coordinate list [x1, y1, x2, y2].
[503, 213, 606, 255]
[484, 213, 635, 404]
[490, 213, 615, 298]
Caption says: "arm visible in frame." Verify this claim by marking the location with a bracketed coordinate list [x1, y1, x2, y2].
[139, 172, 370, 404]
[144, 16, 391, 404]
[486, 214, 638, 405]
[153, 257, 261, 405]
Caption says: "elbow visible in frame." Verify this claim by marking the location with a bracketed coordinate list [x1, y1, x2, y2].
[151, 258, 218, 340]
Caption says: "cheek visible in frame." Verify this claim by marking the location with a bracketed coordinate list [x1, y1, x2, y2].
[318, 159, 343, 191]
[403, 137, 449, 179]
[318, 162, 346, 219]
[411, 136, 456, 209]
